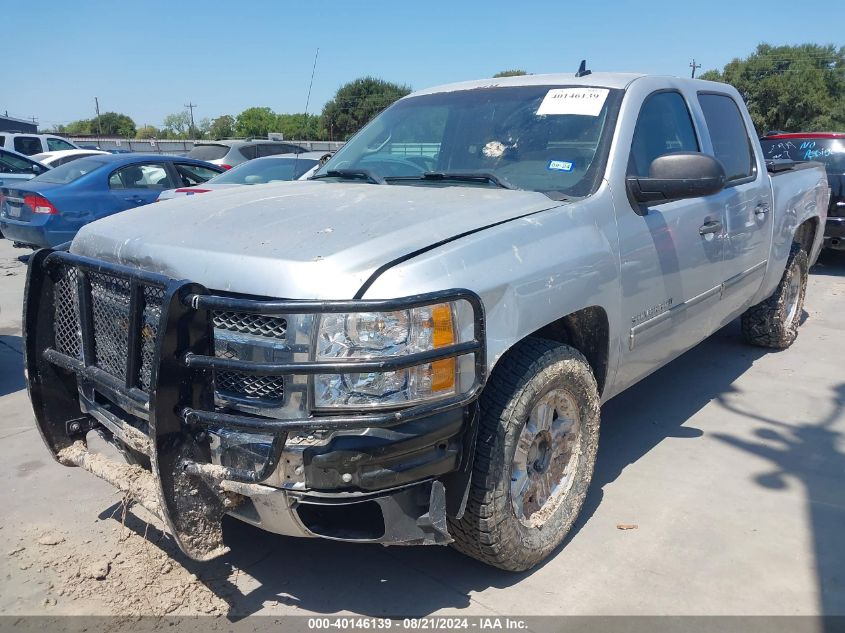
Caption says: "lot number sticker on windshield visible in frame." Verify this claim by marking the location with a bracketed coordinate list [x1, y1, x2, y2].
[537, 88, 609, 116]
[548, 160, 575, 172]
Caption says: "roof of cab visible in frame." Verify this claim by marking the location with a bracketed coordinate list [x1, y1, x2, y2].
[408, 72, 647, 97]
[407, 72, 736, 98]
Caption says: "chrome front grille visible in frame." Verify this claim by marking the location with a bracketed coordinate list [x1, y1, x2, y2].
[212, 310, 287, 404]
[212, 311, 287, 339]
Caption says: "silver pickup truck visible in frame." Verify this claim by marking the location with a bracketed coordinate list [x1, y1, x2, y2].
[24, 73, 829, 571]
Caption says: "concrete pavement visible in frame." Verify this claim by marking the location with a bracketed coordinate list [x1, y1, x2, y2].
[1, 237, 843, 617]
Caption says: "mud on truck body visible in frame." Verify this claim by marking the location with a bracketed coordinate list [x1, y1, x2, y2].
[24, 73, 829, 571]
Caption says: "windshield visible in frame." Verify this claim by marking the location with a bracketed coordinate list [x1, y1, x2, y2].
[187, 144, 229, 161]
[761, 137, 845, 173]
[34, 157, 106, 184]
[315, 85, 622, 197]
[211, 157, 320, 185]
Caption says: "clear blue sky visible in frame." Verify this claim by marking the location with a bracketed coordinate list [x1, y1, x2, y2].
[5, 0, 843, 130]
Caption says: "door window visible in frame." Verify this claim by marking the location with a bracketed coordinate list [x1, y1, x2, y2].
[239, 145, 258, 160]
[109, 163, 173, 189]
[0, 150, 40, 174]
[14, 136, 43, 155]
[174, 163, 220, 186]
[46, 137, 76, 151]
[628, 92, 699, 177]
[698, 94, 755, 182]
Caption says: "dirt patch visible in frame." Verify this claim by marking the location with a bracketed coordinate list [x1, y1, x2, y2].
[0, 254, 25, 277]
[6, 516, 233, 616]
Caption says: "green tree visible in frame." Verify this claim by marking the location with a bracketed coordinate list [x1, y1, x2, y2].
[95, 112, 136, 137]
[162, 111, 191, 138]
[207, 114, 236, 139]
[235, 107, 277, 138]
[321, 77, 411, 140]
[275, 113, 324, 140]
[700, 43, 845, 133]
[493, 69, 528, 77]
[63, 119, 93, 135]
[135, 125, 159, 139]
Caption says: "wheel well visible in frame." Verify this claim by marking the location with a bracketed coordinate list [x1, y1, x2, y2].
[793, 217, 819, 254]
[530, 306, 610, 395]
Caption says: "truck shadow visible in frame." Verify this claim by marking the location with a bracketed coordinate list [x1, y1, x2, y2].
[710, 385, 845, 621]
[814, 249, 845, 276]
[0, 334, 25, 397]
[109, 318, 795, 619]
[566, 319, 765, 544]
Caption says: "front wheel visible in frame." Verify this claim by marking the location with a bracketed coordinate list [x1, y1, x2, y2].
[449, 338, 600, 571]
[741, 243, 809, 349]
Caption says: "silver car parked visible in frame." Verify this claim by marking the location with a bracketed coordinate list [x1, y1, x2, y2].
[186, 139, 309, 169]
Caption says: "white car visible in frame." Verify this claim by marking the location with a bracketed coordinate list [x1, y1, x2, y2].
[0, 147, 50, 187]
[156, 152, 330, 201]
[0, 132, 80, 156]
[31, 149, 109, 168]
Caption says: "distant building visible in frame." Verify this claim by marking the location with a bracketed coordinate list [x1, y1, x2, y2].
[0, 114, 37, 133]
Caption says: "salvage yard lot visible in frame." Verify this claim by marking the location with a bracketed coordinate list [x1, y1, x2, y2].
[1, 237, 844, 618]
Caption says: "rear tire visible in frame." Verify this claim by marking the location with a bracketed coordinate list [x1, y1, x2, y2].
[449, 338, 600, 571]
[741, 243, 808, 349]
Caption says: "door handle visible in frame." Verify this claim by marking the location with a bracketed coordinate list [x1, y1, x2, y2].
[755, 203, 770, 218]
[124, 195, 143, 202]
[699, 220, 723, 236]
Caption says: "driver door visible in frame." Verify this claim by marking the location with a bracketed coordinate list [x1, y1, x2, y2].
[614, 90, 726, 389]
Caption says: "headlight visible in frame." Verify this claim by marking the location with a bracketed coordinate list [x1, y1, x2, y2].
[314, 301, 468, 409]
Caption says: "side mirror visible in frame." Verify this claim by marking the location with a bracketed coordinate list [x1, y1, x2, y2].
[627, 152, 726, 204]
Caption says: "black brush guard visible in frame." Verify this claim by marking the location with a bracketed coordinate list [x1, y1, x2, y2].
[24, 248, 486, 560]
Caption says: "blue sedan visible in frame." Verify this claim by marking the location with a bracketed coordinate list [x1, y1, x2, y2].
[0, 153, 223, 248]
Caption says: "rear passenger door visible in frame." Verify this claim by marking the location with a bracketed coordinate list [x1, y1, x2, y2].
[108, 162, 176, 214]
[615, 90, 726, 389]
[696, 92, 772, 326]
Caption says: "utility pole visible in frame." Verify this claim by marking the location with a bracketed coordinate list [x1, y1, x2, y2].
[184, 101, 197, 137]
[94, 97, 103, 138]
[689, 59, 702, 78]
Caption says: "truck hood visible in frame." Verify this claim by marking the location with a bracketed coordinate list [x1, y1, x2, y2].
[71, 180, 563, 299]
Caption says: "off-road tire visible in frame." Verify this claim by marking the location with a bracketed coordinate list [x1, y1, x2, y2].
[741, 243, 808, 349]
[449, 338, 600, 571]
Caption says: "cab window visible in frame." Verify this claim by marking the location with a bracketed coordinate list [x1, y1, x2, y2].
[46, 137, 76, 152]
[698, 93, 755, 182]
[14, 136, 43, 156]
[628, 92, 699, 177]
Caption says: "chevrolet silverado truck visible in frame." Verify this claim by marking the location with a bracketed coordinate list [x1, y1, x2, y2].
[24, 73, 829, 571]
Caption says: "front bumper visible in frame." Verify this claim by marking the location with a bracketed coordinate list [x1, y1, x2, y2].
[24, 248, 486, 560]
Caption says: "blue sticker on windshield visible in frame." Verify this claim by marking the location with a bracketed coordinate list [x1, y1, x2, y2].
[547, 160, 574, 172]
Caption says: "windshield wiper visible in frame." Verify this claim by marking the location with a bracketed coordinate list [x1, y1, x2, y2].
[416, 172, 517, 190]
[311, 169, 385, 185]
